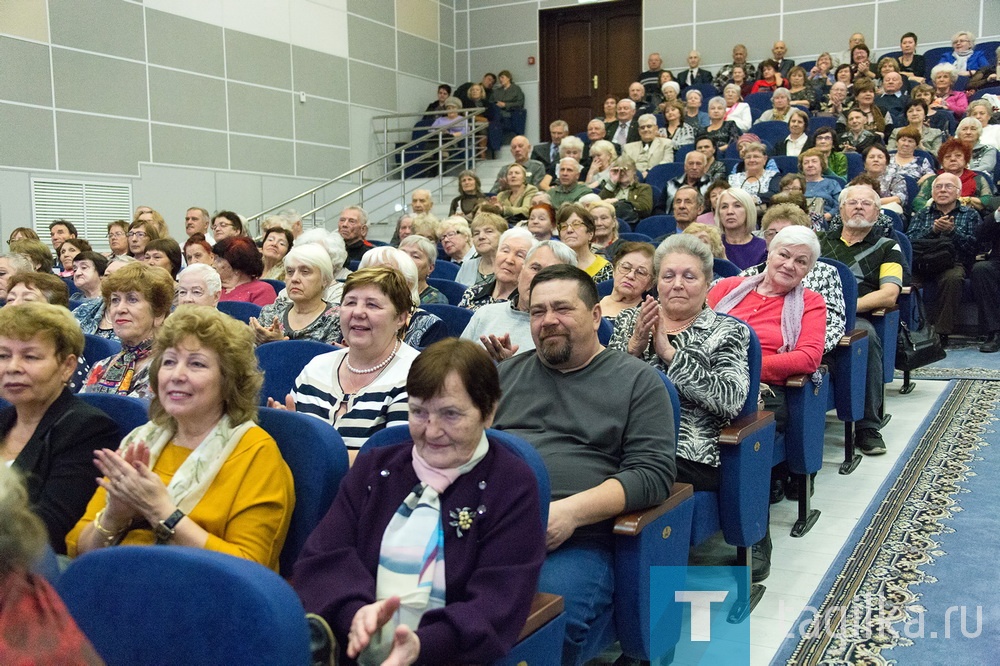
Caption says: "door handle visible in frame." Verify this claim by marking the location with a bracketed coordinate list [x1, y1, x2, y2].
[593, 75, 599, 90]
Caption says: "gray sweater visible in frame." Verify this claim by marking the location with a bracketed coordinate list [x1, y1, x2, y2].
[461, 300, 534, 353]
[495, 349, 677, 546]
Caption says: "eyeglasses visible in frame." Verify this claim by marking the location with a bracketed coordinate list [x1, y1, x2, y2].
[844, 199, 878, 209]
[616, 263, 651, 279]
[126, 231, 148, 239]
[212, 222, 234, 230]
[932, 183, 959, 191]
[557, 220, 586, 232]
[440, 230, 460, 240]
[107, 232, 126, 239]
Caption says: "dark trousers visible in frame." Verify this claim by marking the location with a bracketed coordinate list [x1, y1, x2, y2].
[853, 316, 885, 431]
[971, 258, 1000, 334]
[921, 263, 966, 335]
[676, 457, 721, 492]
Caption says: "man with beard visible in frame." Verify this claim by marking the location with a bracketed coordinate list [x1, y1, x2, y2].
[820, 185, 904, 455]
[493, 264, 676, 665]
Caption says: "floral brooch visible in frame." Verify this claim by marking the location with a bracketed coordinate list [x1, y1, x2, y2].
[449, 507, 474, 537]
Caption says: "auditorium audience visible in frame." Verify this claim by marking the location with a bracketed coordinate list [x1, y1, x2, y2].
[458, 228, 534, 311]
[143, 238, 183, 280]
[598, 241, 655, 321]
[556, 203, 614, 283]
[69, 306, 294, 570]
[176, 263, 222, 308]
[250, 244, 340, 346]
[261, 227, 294, 281]
[357, 248, 448, 349]
[455, 213, 506, 286]
[717, 188, 767, 269]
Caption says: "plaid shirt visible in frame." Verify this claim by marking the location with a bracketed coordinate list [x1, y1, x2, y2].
[820, 230, 904, 299]
[907, 202, 981, 263]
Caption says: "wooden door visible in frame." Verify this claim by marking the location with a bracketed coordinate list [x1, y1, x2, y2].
[538, 0, 642, 140]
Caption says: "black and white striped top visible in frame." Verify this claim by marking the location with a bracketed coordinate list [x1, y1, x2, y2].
[291, 345, 419, 450]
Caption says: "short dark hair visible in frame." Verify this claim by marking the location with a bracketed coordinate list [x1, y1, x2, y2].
[48, 219, 77, 236]
[901, 32, 918, 43]
[145, 238, 184, 278]
[8, 240, 53, 274]
[612, 241, 655, 266]
[407, 338, 500, 419]
[904, 98, 928, 115]
[529, 264, 599, 309]
[213, 210, 244, 235]
[555, 203, 596, 235]
[263, 227, 294, 252]
[214, 236, 263, 279]
[60, 238, 93, 255]
[72, 251, 109, 276]
[438, 84, 452, 94]
[8, 271, 70, 307]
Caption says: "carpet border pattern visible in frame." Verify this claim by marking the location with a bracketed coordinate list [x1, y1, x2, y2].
[780, 379, 1000, 664]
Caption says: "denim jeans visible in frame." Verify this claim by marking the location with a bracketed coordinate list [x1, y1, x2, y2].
[537, 542, 615, 666]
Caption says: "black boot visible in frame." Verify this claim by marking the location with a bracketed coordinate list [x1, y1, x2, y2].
[981, 332, 1000, 353]
[751, 528, 772, 583]
[769, 475, 785, 504]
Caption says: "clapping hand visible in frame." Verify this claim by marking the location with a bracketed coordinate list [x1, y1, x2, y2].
[95, 443, 172, 525]
[481, 333, 519, 362]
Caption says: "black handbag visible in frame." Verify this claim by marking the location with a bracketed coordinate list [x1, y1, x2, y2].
[910, 237, 956, 277]
[896, 290, 946, 371]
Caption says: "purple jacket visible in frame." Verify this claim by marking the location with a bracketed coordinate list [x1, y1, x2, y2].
[291, 439, 545, 664]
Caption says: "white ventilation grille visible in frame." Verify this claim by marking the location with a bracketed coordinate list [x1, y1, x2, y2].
[31, 179, 132, 252]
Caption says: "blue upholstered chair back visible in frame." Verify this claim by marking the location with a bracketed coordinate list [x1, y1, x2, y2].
[57, 547, 310, 665]
[255, 339, 339, 406]
[76, 393, 150, 440]
[257, 407, 350, 576]
[433, 260, 461, 281]
[422, 303, 474, 337]
[217, 300, 263, 324]
[427, 277, 469, 306]
[635, 215, 676, 239]
[712, 258, 741, 278]
[361, 425, 551, 528]
[261, 278, 285, 293]
[82, 334, 121, 367]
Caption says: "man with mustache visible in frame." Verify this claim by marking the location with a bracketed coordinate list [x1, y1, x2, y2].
[493, 264, 676, 665]
[820, 185, 904, 456]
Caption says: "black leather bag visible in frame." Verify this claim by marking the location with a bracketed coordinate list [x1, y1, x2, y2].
[896, 290, 946, 371]
[910, 237, 956, 277]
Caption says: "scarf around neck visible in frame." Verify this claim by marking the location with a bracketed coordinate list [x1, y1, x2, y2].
[90, 338, 153, 395]
[713, 273, 805, 353]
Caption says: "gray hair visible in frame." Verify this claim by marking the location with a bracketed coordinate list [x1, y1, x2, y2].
[263, 214, 290, 231]
[768, 226, 821, 270]
[638, 113, 658, 126]
[772, 87, 791, 100]
[588, 139, 618, 159]
[685, 88, 703, 102]
[550, 119, 569, 132]
[930, 62, 958, 83]
[284, 243, 334, 286]
[559, 136, 585, 156]
[951, 31, 976, 47]
[341, 205, 369, 227]
[296, 228, 348, 273]
[723, 84, 742, 98]
[957, 116, 983, 137]
[498, 226, 538, 253]
[968, 99, 994, 117]
[358, 246, 421, 307]
[558, 157, 583, 173]
[708, 95, 727, 109]
[654, 234, 714, 281]
[0, 253, 34, 275]
[527, 239, 577, 267]
[437, 216, 472, 242]
[399, 234, 438, 264]
[622, 98, 637, 111]
[178, 262, 222, 296]
[838, 184, 880, 206]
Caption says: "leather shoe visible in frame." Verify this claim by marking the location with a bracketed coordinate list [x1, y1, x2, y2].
[751, 528, 772, 583]
[981, 332, 1000, 353]
[939, 334, 949, 348]
[784, 473, 816, 501]
[769, 476, 785, 504]
[857, 429, 887, 456]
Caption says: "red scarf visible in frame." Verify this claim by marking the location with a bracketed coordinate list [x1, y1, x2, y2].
[958, 169, 978, 197]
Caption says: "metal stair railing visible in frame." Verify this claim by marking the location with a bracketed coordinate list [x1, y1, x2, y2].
[246, 109, 487, 235]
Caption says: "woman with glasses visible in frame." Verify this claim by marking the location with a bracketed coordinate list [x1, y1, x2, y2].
[599, 242, 655, 321]
[106, 221, 129, 260]
[211, 211, 244, 241]
[126, 219, 159, 259]
[555, 203, 614, 282]
[455, 213, 507, 286]
[7, 228, 39, 246]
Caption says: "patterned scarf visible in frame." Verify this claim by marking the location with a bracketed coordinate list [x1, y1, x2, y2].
[117, 415, 255, 514]
[362, 434, 489, 665]
[90, 339, 153, 395]
[714, 273, 805, 353]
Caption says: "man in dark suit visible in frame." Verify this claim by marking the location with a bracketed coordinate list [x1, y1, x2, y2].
[875, 71, 909, 126]
[605, 99, 639, 151]
[679, 51, 715, 91]
[531, 119, 570, 169]
[764, 41, 795, 79]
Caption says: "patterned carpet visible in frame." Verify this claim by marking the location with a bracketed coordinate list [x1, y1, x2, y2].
[772, 379, 1000, 664]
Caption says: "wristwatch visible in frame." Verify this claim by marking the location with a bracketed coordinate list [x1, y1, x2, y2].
[153, 509, 185, 543]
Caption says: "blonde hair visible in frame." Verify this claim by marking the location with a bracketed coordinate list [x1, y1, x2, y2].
[0, 466, 47, 575]
[0, 302, 84, 362]
[682, 223, 725, 259]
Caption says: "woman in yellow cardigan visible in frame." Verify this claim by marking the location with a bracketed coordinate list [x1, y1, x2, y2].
[66, 306, 295, 572]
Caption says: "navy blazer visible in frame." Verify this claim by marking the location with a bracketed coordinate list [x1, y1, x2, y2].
[5, 388, 120, 553]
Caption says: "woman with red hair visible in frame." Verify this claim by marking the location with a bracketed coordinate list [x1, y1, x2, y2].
[213, 236, 277, 306]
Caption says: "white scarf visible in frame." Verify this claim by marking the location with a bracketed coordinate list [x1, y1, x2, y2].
[118, 416, 255, 515]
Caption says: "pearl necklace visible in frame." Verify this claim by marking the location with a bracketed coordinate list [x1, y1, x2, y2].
[663, 315, 698, 335]
[346, 339, 400, 374]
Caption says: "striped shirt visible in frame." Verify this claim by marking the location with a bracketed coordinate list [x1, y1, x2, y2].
[291, 344, 419, 449]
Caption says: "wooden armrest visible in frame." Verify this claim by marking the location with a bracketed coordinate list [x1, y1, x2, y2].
[517, 592, 564, 640]
[613, 483, 693, 537]
[838, 329, 869, 346]
[870, 304, 900, 317]
[784, 374, 808, 388]
[719, 410, 775, 445]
